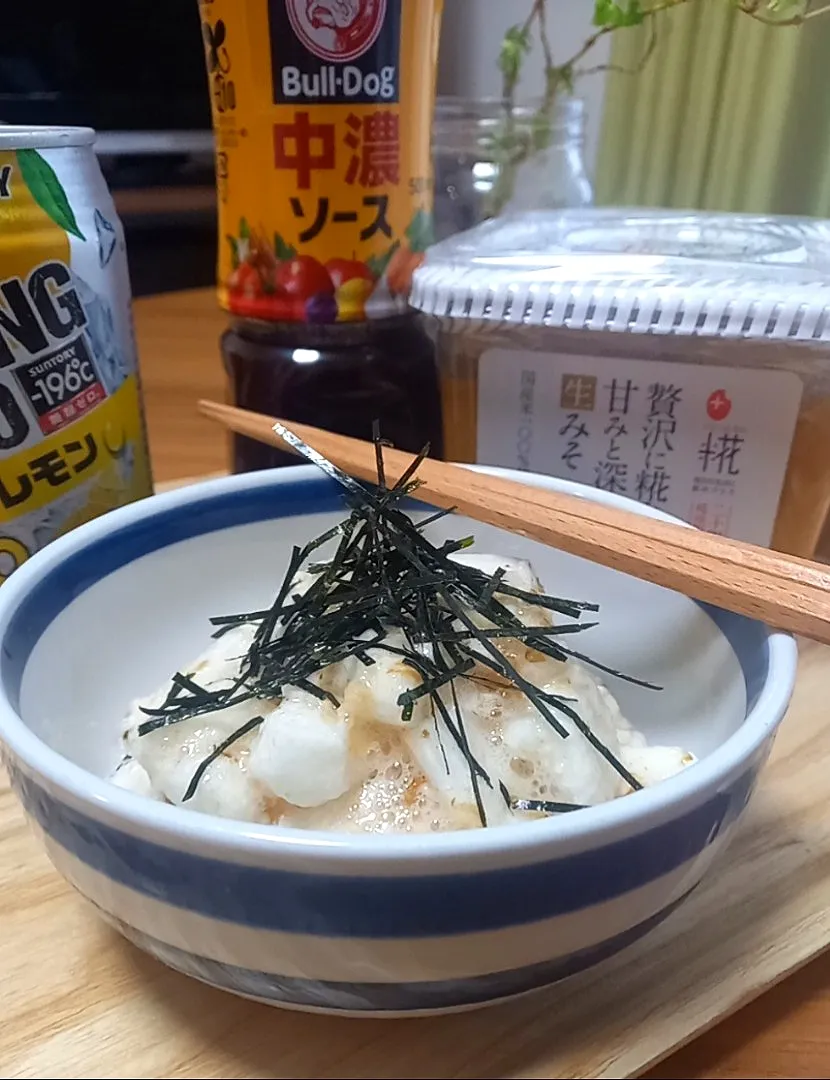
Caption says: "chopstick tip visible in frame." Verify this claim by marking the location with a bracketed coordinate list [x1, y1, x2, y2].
[197, 398, 223, 417]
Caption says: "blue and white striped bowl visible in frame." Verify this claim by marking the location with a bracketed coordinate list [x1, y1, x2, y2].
[0, 466, 797, 1015]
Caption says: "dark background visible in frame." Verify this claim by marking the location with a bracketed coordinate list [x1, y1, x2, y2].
[1, 1, 216, 297]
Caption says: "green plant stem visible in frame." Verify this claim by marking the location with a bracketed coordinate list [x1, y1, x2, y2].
[488, 0, 828, 216]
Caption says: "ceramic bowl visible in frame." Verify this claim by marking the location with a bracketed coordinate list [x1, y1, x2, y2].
[0, 465, 797, 1015]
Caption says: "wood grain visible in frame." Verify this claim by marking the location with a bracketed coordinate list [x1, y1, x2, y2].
[3, 288, 828, 1079]
[2, 634, 830, 1079]
[133, 289, 229, 482]
[113, 186, 217, 218]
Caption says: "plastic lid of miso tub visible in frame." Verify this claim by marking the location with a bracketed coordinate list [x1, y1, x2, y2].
[409, 208, 830, 342]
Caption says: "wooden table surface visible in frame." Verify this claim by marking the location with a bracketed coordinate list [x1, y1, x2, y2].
[127, 288, 830, 1078]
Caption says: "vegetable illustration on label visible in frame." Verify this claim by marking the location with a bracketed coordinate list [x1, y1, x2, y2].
[201, 0, 441, 324]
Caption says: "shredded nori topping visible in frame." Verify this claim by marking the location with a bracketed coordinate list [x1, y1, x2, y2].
[138, 427, 658, 821]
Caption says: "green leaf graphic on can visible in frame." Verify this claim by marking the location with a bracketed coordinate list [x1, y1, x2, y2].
[16, 149, 86, 241]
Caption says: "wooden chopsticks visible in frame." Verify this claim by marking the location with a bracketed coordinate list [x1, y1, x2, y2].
[198, 398, 830, 644]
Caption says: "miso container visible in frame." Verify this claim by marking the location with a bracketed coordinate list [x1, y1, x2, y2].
[411, 209, 830, 558]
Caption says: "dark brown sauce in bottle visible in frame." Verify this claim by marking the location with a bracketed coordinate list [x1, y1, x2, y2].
[222, 313, 444, 472]
[200, 0, 446, 470]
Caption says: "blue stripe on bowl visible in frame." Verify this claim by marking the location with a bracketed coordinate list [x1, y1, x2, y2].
[0, 474, 768, 710]
[1, 476, 347, 708]
[697, 603, 770, 714]
[95, 886, 698, 1012]
[11, 762, 762, 938]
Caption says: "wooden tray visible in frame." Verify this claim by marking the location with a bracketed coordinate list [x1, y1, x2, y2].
[2, 477, 830, 1079]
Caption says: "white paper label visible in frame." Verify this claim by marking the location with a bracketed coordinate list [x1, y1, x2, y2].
[476, 348, 803, 545]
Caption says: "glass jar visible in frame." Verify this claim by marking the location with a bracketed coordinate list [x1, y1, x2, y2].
[432, 95, 593, 242]
[222, 315, 444, 472]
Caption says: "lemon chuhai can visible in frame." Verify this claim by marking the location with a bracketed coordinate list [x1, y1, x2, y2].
[0, 127, 153, 584]
[199, 0, 446, 474]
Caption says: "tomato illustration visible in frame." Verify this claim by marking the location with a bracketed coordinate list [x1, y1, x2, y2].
[325, 257, 374, 290]
[228, 261, 261, 297]
[275, 255, 334, 298]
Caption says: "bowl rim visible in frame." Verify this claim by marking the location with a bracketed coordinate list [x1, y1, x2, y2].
[0, 464, 798, 868]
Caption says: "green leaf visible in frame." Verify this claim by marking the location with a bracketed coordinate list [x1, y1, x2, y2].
[16, 148, 85, 240]
[593, 0, 644, 28]
[404, 209, 434, 254]
[366, 240, 400, 280]
[593, 0, 615, 25]
[274, 232, 298, 261]
[226, 234, 240, 270]
[498, 23, 532, 86]
[239, 216, 250, 240]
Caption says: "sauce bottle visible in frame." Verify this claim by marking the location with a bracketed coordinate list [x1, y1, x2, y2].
[197, 0, 445, 471]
